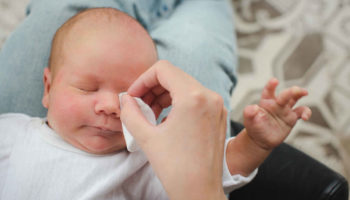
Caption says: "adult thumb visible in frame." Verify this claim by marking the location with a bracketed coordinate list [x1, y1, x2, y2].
[120, 94, 154, 142]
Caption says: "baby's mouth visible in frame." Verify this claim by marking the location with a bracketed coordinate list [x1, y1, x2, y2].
[87, 126, 121, 135]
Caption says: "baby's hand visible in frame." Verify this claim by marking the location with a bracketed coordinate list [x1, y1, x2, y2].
[243, 78, 311, 151]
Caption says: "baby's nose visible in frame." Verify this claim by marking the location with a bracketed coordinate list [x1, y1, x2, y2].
[95, 92, 120, 117]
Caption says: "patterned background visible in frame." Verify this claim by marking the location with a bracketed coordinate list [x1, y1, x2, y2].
[1, 0, 349, 191]
[230, 0, 350, 186]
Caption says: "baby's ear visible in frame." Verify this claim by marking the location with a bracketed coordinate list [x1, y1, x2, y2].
[42, 67, 52, 109]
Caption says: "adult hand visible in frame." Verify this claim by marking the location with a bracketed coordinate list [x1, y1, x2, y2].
[120, 60, 227, 200]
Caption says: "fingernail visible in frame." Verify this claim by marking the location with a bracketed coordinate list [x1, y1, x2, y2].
[302, 88, 308, 95]
[302, 112, 310, 120]
[291, 86, 299, 94]
[302, 113, 306, 120]
[271, 77, 279, 84]
[120, 93, 129, 108]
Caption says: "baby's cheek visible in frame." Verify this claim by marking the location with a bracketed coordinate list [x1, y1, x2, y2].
[65, 95, 91, 118]
[53, 93, 84, 121]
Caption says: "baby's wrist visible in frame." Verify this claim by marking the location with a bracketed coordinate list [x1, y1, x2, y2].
[241, 129, 273, 154]
[244, 126, 286, 152]
[226, 130, 272, 176]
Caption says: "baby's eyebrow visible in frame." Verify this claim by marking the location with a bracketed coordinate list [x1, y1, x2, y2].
[69, 73, 100, 85]
[71, 70, 100, 80]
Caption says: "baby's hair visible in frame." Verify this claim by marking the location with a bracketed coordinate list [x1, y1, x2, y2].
[48, 7, 156, 75]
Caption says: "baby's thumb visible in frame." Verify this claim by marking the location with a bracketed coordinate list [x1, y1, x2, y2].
[120, 94, 153, 142]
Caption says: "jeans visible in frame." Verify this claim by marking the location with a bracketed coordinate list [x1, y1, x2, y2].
[0, 0, 237, 136]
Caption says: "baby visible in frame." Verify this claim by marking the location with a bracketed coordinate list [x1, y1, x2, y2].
[0, 8, 311, 199]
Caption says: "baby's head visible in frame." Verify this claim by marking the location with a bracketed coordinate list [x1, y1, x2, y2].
[42, 8, 157, 154]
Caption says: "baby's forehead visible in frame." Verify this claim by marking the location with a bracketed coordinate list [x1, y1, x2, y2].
[63, 9, 155, 53]
[66, 9, 141, 37]
[50, 8, 157, 74]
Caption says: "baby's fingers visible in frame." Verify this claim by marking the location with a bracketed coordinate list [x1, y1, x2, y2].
[243, 104, 260, 120]
[293, 106, 312, 121]
[261, 78, 279, 100]
[277, 87, 308, 107]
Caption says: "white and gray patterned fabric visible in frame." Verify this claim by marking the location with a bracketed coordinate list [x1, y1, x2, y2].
[230, 0, 350, 183]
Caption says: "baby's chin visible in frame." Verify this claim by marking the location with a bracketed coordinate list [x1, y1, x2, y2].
[75, 134, 127, 155]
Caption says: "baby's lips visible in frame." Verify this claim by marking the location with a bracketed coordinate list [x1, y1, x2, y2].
[89, 126, 121, 134]
[96, 126, 118, 132]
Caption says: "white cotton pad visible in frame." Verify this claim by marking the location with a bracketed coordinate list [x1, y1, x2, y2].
[119, 92, 156, 152]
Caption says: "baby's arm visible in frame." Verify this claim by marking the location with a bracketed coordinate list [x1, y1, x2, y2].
[226, 78, 312, 176]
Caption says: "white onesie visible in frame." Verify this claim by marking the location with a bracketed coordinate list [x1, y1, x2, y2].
[0, 112, 257, 200]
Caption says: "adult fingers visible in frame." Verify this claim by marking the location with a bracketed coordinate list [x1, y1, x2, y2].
[150, 92, 172, 118]
[127, 60, 200, 99]
[120, 94, 154, 142]
[141, 88, 171, 118]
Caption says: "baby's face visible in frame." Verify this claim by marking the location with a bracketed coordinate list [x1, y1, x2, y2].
[42, 27, 157, 154]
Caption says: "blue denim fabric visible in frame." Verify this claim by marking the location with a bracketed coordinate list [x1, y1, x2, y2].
[0, 0, 237, 136]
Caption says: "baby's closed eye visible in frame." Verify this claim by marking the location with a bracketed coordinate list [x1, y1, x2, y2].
[71, 83, 99, 93]
[78, 86, 98, 92]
